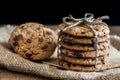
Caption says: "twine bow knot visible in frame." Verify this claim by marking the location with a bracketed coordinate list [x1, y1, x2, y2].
[63, 13, 109, 30]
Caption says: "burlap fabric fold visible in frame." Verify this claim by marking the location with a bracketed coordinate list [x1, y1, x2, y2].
[1, 25, 120, 80]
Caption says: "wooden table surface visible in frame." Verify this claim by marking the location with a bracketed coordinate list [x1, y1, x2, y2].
[0, 26, 120, 80]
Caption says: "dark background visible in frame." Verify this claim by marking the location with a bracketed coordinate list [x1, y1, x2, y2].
[0, 7, 119, 25]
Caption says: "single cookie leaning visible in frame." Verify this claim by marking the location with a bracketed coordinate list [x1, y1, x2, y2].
[9, 22, 57, 60]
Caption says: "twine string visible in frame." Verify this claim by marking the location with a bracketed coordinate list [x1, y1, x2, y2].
[62, 13, 109, 30]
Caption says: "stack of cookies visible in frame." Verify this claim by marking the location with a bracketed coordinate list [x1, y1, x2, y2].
[58, 14, 110, 71]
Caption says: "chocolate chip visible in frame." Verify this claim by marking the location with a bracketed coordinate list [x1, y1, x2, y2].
[41, 45, 48, 49]
[23, 50, 26, 53]
[101, 57, 105, 64]
[27, 39, 32, 43]
[81, 32, 86, 34]
[25, 53, 32, 59]
[74, 52, 82, 57]
[14, 35, 23, 42]
[37, 28, 40, 30]
[45, 31, 52, 35]
[67, 63, 71, 67]
[48, 42, 52, 44]
[96, 29, 99, 31]
[38, 38, 43, 42]
[13, 42, 18, 47]
[65, 51, 68, 55]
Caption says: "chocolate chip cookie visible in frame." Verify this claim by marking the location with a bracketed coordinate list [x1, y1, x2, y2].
[59, 60, 110, 71]
[60, 24, 110, 37]
[9, 22, 57, 60]
[60, 47, 109, 58]
[60, 41, 109, 51]
[60, 54, 109, 65]
[59, 32, 110, 44]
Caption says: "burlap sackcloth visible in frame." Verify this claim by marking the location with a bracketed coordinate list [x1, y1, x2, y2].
[0, 25, 120, 80]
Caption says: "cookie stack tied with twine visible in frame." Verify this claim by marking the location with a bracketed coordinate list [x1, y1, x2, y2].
[58, 13, 111, 71]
